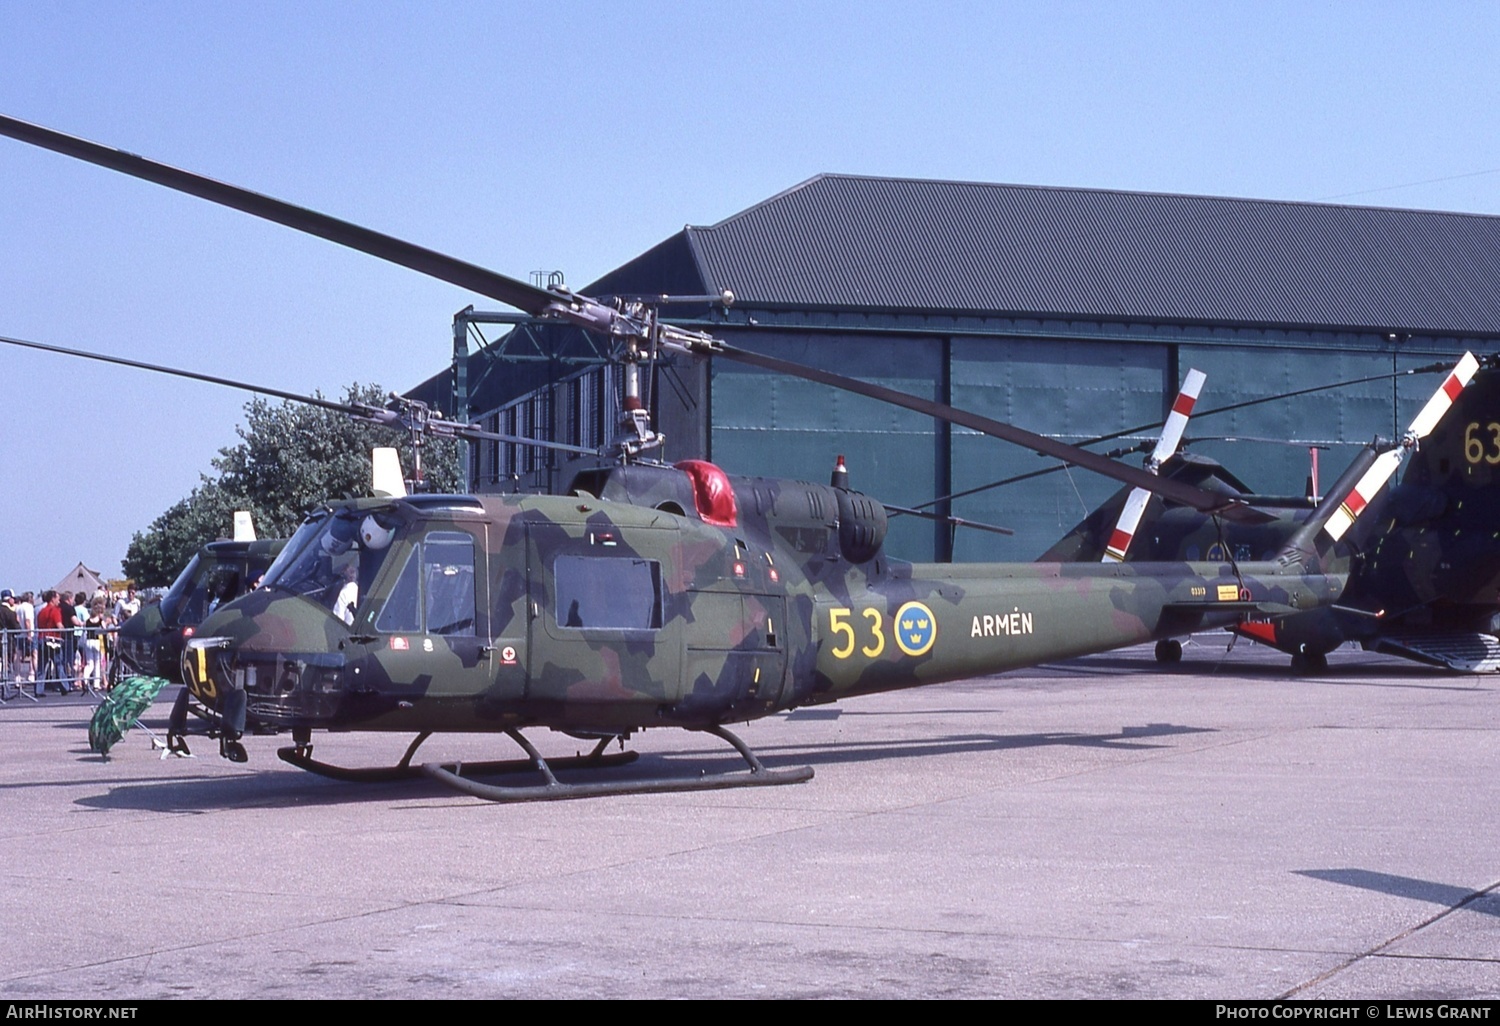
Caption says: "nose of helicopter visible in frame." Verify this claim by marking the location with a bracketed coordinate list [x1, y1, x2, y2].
[112, 600, 164, 674]
[193, 588, 355, 652]
[114, 600, 162, 642]
[182, 590, 352, 726]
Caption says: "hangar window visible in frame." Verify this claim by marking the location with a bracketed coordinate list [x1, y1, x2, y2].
[554, 556, 662, 630]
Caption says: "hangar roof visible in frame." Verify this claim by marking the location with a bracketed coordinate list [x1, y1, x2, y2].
[589, 174, 1500, 336]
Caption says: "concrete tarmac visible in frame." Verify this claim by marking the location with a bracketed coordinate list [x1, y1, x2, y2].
[1, 641, 1497, 1000]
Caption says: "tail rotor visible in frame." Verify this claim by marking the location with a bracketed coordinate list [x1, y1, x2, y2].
[1102, 369, 1206, 562]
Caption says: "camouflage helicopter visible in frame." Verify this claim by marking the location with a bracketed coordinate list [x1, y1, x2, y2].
[0, 113, 1418, 802]
[112, 513, 284, 686]
[1039, 359, 1500, 673]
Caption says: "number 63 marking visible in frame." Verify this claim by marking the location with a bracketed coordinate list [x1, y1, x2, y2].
[1464, 422, 1500, 465]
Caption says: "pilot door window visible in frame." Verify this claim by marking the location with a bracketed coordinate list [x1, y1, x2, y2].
[553, 556, 662, 631]
[374, 532, 477, 637]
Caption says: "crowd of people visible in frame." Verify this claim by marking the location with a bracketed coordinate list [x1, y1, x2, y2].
[0, 587, 140, 697]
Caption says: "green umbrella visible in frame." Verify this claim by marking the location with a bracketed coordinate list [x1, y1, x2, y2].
[89, 675, 171, 756]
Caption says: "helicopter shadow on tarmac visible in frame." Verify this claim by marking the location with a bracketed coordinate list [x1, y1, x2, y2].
[751, 720, 1217, 768]
[64, 716, 1219, 816]
[1038, 649, 1492, 692]
[1294, 869, 1500, 920]
[70, 763, 482, 814]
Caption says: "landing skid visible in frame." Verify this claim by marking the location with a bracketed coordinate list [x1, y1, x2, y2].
[422, 724, 815, 803]
[277, 730, 640, 784]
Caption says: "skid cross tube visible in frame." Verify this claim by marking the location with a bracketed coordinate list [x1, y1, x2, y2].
[420, 724, 814, 803]
[278, 730, 639, 784]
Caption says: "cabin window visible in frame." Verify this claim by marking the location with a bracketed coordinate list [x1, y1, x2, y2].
[373, 531, 476, 636]
[189, 566, 243, 624]
[553, 556, 662, 630]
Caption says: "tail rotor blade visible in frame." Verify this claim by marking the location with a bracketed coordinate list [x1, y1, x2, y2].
[1147, 368, 1206, 468]
[1103, 368, 1205, 562]
[1323, 351, 1478, 542]
[1103, 488, 1152, 562]
[1323, 448, 1403, 542]
[1407, 351, 1479, 440]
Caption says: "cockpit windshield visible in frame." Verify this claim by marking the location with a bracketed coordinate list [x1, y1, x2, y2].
[163, 544, 280, 626]
[159, 553, 204, 625]
[261, 514, 330, 588]
[261, 509, 403, 623]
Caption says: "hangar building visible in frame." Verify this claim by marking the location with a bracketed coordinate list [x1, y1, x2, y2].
[415, 174, 1500, 563]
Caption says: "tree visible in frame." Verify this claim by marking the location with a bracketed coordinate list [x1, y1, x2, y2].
[120, 479, 240, 588]
[123, 384, 460, 586]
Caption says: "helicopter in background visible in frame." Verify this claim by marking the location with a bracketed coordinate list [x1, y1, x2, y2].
[0, 113, 1435, 801]
[111, 453, 414, 685]
[112, 530, 284, 686]
[1041, 357, 1500, 673]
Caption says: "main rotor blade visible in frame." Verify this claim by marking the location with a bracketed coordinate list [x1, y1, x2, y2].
[447, 424, 596, 456]
[1096, 358, 1480, 451]
[0, 114, 560, 317]
[905, 359, 1478, 513]
[710, 342, 1246, 516]
[0, 333, 596, 455]
[0, 333, 358, 413]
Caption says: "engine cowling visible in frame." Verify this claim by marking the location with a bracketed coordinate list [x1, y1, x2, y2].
[835, 487, 887, 564]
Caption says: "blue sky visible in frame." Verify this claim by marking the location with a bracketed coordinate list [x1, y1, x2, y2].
[2, 1, 1498, 588]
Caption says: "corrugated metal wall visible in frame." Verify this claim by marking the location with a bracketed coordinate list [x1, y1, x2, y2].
[948, 338, 1168, 562]
[710, 331, 942, 560]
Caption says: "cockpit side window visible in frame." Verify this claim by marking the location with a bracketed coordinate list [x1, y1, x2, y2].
[424, 533, 476, 637]
[374, 549, 421, 634]
[371, 531, 475, 637]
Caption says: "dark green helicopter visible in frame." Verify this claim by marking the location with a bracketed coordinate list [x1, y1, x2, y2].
[106, 449, 439, 687]
[0, 113, 1404, 802]
[112, 521, 284, 686]
[1040, 357, 1500, 673]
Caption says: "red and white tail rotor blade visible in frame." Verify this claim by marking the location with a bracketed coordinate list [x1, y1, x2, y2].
[1148, 368, 1206, 470]
[1323, 352, 1478, 542]
[1322, 448, 1404, 543]
[1103, 368, 1206, 562]
[1408, 351, 1480, 440]
[1103, 488, 1153, 563]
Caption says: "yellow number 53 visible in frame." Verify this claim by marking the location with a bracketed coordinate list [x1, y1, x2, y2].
[828, 607, 886, 659]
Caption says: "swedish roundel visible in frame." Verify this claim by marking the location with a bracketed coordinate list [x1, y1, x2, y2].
[894, 601, 937, 657]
